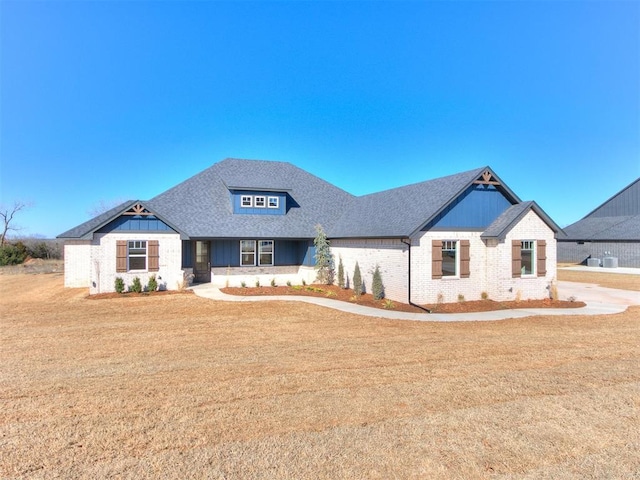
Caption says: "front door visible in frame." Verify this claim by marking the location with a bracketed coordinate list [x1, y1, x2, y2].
[194, 241, 211, 283]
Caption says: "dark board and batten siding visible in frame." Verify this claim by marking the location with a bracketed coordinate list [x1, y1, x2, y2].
[587, 179, 640, 218]
[182, 239, 314, 269]
[424, 185, 513, 230]
[98, 216, 176, 233]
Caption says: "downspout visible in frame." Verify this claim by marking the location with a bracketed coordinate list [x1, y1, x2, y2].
[401, 238, 431, 313]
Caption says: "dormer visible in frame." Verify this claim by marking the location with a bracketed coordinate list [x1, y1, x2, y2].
[229, 189, 288, 215]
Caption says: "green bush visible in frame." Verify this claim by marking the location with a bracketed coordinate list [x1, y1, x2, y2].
[337, 256, 345, 288]
[115, 277, 125, 294]
[147, 275, 158, 292]
[129, 277, 142, 293]
[0, 241, 28, 266]
[372, 264, 384, 300]
[353, 262, 363, 296]
[270, 278, 277, 287]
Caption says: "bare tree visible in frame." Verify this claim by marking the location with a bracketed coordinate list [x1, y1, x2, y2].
[0, 201, 30, 247]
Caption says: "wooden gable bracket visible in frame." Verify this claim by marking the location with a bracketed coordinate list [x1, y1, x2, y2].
[123, 203, 153, 216]
[473, 170, 501, 186]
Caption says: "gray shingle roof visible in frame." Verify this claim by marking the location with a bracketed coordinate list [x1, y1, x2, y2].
[58, 200, 137, 239]
[59, 159, 554, 241]
[330, 166, 507, 238]
[145, 158, 355, 239]
[559, 178, 640, 241]
[560, 215, 640, 241]
[481, 201, 562, 240]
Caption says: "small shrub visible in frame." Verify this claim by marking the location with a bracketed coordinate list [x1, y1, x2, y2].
[515, 289, 522, 302]
[353, 262, 363, 296]
[337, 256, 345, 288]
[457, 294, 465, 302]
[255, 279, 260, 288]
[550, 281, 559, 300]
[481, 291, 489, 300]
[383, 299, 396, 310]
[305, 286, 325, 293]
[302, 279, 307, 286]
[129, 277, 142, 293]
[349, 294, 360, 303]
[436, 292, 444, 304]
[568, 295, 577, 302]
[270, 278, 277, 287]
[115, 277, 125, 294]
[372, 264, 384, 300]
[147, 275, 158, 292]
[286, 280, 292, 287]
[291, 285, 303, 290]
[241, 281, 247, 288]
[325, 290, 337, 297]
[0, 241, 28, 266]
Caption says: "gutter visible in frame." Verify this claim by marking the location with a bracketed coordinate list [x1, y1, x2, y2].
[401, 238, 431, 313]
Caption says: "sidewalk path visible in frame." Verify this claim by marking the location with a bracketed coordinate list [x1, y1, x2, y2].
[190, 281, 639, 322]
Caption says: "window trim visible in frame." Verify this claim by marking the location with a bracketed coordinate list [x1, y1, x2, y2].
[267, 196, 279, 209]
[254, 196, 266, 208]
[241, 195, 253, 208]
[258, 240, 274, 266]
[441, 240, 458, 278]
[240, 240, 256, 266]
[520, 240, 536, 276]
[127, 240, 147, 271]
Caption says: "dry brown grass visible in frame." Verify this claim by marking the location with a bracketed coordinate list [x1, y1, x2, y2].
[2, 273, 639, 479]
[558, 268, 640, 291]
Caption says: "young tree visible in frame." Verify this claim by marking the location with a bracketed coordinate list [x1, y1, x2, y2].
[353, 262, 363, 296]
[0, 201, 29, 247]
[372, 264, 385, 300]
[337, 256, 345, 288]
[314, 224, 334, 284]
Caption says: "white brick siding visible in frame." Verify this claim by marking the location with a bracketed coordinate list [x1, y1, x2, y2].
[64, 240, 92, 287]
[331, 238, 409, 303]
[331, 211, 557, 304]
[64, 233, 184, 294]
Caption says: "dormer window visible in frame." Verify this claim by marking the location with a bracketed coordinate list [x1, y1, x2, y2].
[254, 196, 266, 208]
[241, 196, 253, 208]
[268, 196, 279, 208]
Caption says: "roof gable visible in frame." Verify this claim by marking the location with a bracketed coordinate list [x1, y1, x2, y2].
[58, 201, 183, 239]
[481, 201, 562, 240]
[583, 178, 640, 219]
[329, 167, 521, 238]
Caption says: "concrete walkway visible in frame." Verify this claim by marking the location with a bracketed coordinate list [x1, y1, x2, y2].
[190, 279, 639, 322]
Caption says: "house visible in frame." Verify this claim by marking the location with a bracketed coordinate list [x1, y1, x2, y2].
[59, 158, 561, 304]
[558, 177, 640, 268]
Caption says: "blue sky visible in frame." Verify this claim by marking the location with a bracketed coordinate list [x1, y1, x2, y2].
[1, 0, 638, 238]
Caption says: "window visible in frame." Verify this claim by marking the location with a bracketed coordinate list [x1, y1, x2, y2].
[442, 240, 457, 277]
[268, 196, 279, 209]
[116, 240, 159, 272]
[254, 196, 266, 208]
[241, 196, 253, 208]
[128, 240, 147, 270]
[240, 240, 274, 266]
[258, 240, 274, 266]
[240, 240, 256, 266]
[521, 240, 535, 275]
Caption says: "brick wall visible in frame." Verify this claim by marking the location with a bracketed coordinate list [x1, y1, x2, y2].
[331, 238, 409, 303]
[87, 232, 183, 294]
[64, 240, 92, 287]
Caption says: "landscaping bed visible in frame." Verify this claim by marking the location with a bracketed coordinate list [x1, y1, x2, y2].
[221, 284, 586, 313]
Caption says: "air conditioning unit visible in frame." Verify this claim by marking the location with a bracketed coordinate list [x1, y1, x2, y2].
[587, 258, 600, 267]
[603, 257, 618, 268]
